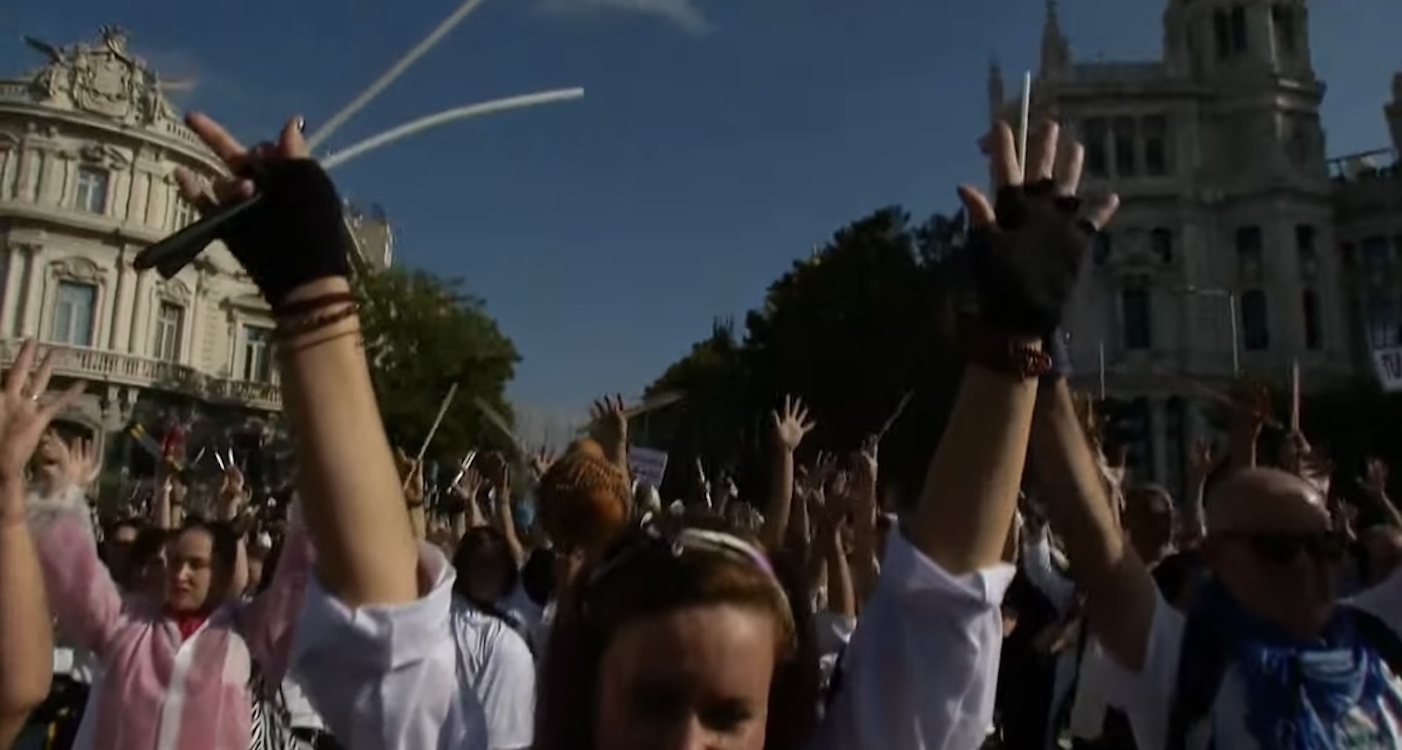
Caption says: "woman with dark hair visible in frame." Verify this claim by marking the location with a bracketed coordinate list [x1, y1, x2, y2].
[449, 527, 535, 750]
[26, 431, 316, 749]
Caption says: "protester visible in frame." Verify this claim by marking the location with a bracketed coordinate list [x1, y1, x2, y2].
[26, 418, 315, 749]
[0, 342, 83, 747]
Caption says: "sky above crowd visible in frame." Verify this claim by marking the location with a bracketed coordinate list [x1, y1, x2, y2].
[0, 0, 1396, 437]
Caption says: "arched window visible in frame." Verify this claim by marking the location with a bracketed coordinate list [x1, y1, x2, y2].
[1241, 288, 1269, 350]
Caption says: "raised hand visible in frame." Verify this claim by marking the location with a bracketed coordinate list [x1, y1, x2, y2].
[956, 120, 1118, 338]
[454, 467, 484, 501]
[173, 113, 350, 306]
[63, 438, 101, 490]
[0, 340, 84, 517]
[529, 448, 555, 480]
[771, 395, 815, 452]
[589, 394, 629, 450]
[1359, 458, 1389, 498]
[220, 462, 246, 501]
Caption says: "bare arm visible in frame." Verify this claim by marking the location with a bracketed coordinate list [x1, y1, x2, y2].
[1029, 380, 1157, 670]
[905, 366, 1037, 574]
[0, 481, 51, 746]
[279, 277, 419, 607]
[761, 396, 813, 551]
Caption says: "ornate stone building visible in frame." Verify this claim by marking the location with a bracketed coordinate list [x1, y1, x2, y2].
[0, 27, 392, 452]
[992, 0, 1346, 494]
[1331, 76, 1402, 379]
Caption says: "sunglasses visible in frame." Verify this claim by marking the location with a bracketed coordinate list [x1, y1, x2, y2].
[1221, 531, 1348, 565]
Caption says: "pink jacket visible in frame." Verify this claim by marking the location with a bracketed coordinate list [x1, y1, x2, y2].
[30, 487, 313, 750]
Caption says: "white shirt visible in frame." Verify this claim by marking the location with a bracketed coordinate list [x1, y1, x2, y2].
[1102, 567, 1402, 749]
[496, 584, 542, 639]
[449, 595, 535, 750]
[294, 531, 1014, 749]
[283, 674, 326, 731]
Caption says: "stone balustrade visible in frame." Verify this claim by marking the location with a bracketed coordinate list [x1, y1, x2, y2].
[0, 339, 280, 411]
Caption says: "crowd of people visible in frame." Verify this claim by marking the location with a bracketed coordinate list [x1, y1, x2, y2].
[0, 108, 1398, 750]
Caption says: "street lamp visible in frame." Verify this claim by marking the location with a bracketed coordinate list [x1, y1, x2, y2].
[1179, 285, 1239, 376]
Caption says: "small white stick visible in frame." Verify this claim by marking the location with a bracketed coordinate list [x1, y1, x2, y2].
[414, 383, 460, 465]
[1017, 71, 1032, 175]
[321, 88, 585, 170]
[306, 0, 492, 151]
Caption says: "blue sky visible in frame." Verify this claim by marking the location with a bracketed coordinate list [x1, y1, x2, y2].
[1, 0, 1396, 435]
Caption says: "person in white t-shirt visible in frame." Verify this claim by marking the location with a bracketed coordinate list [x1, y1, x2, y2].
[450, 527, 536, 749]
[1032, 396, 1402, 750]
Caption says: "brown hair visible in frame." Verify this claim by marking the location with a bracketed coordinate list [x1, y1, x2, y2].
[534, 516, 820, 750]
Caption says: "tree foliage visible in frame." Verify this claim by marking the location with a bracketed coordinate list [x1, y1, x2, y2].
[645, 206, 970, 505]
[354, 266, 520, 464]
[647, 205, 1402, 510]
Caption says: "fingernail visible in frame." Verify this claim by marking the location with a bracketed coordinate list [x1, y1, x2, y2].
[295, 117, 306, 132]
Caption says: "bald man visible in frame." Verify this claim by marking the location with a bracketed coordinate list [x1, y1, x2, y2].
[1031, 380, 1402, 750]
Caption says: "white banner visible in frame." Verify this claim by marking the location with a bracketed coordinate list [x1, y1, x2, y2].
[628, 446, 669, 488]
[1373, 347, 1402, 392]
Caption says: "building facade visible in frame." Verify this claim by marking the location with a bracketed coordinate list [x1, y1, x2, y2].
[992, 0, 1359, 494]
[0, 26, 392, 458]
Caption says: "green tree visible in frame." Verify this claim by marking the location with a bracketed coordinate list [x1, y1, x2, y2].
[645, 206, 970, 505]
[354, 267, 520, 465]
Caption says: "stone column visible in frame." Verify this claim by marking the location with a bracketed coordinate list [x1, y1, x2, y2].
[112, 253, 137, 351]
[16, 245, 41, 338]
[0, 245, 22, 337]
[128, 270, 151, 355]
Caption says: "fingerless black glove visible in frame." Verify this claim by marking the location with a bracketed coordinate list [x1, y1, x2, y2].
[218, 160, 353, 307]
[965, 179, 1095, 337]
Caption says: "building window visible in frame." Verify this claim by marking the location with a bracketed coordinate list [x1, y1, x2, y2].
[1236, 225, 1264, 277]
[1122, 281, 1152, 351]
[1113, 117, 1137, 176]
[1230, 6, 1249, 52]
[1094, 232, 1113, 266]
[1150, 228, 1174, 263]
[1367, 294, 1401, 348]
[1363, 236, 1392, 272]
[1214, 10, 1232, 59]
[1142, 115, 1169, 175]
[1272, 5, 1296, 54]
[50, 281, 96, 347]
[172, 198, 195, 229]
[241, 324, 274, 383]
[1083, 117, 1109, 177]
[1302, 289, 1322, 350]
[1241, 288, 1269, 350]
[1295, 225, 1318, 277]
[74, 166, 110, 214]
[153, 302, 184, 362]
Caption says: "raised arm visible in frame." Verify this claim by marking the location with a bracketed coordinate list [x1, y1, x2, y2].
[174, 114, 478, 749]
[240, 516, 314, 684]
[817, 120, 1109, 750]
[761, 396, 814, 551]
[1030, 380, 1157, 670]
[0, 341, 84, 744]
